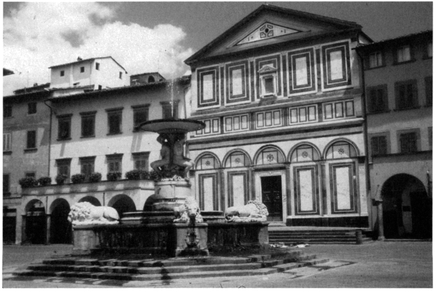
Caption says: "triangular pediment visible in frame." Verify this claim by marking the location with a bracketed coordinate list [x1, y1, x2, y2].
[185, 5, 361, 65]
[258, 64, 277, 73]
[237, 22, 300, 45]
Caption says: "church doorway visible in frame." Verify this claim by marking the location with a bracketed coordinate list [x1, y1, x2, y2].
[261, 176, 283, 221]
[382, 174, 432, 239]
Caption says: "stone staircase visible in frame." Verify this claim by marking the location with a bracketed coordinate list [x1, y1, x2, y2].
[269, 227, 374, 245]
[13, 250, 329, 282]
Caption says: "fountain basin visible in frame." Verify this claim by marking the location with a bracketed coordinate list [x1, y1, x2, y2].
[72, 221, 269, 257]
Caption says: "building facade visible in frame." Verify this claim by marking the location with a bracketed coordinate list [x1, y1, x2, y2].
[5, 56, 190, 244]
[185, 5, 372, 226]
[3, 87, 51, 244]
[356, 31, 432, 239]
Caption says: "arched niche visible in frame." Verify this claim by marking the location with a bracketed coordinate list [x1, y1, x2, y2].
[195, 152, 221, 170]
[254, 145, 286, 166]
[223, 149, 252, 168]
[289, 143, 321, 163]
[324, 139, 359, 160]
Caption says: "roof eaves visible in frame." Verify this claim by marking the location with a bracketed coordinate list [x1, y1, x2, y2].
[356, 30, 432, 50]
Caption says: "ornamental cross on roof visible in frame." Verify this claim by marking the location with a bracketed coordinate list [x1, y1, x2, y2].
[237, 22, 300, 45]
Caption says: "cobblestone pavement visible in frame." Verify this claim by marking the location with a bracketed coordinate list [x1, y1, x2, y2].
[2, 241, 432, 288]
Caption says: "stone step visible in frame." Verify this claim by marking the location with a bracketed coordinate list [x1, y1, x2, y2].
[27, 261, 263, 275]
[15, 267, 279, 281]
[13, 251, 328, 282]
[135, 262, 262, 274]
[269, 233, 357, 237]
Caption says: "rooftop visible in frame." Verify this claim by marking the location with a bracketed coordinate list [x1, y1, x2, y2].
[49, 56, 128, 72]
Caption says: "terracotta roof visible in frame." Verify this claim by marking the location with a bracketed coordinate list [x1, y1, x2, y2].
[356, 30, 432, 50]
[48, 75, 190, 102]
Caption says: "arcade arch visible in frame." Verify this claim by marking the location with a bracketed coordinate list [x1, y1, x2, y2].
[108, 194, 136, 217]
[78, 196, 101, 206]
[24, 199, 46, 244]
[381, 174, 431, 239]
[49, 199, 72, 244]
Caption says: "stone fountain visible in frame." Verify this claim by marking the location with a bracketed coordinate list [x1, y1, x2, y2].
[70, 117, 269, 257]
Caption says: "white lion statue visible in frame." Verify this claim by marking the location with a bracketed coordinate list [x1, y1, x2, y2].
[68, 202, 119, 225]
[173, 197, 203, 223]
[225, 200, 269, 222]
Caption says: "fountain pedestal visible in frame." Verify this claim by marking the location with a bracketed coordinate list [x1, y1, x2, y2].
[152, 180, 191, 211]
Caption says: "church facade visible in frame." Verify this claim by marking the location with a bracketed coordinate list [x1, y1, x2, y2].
[185, 5, 372, 226]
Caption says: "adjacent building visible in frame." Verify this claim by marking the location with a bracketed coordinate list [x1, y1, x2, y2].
[185, 5, 372, 227]
[49, 56, 129, 97]
[4, 56, 189, 244]
[356, 31, 432, 239]
[3, 85, 51, 244]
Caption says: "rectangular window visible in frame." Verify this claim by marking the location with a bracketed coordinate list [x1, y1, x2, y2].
[133, 152, 150, 171]
[367, 85, 388, 113]
[161, 102, 178, 119]
[107, 155, 122, 177]
[80, 66, 85, 73]
[132, 105, 149, 128]
[80, 157, 95, 181]
[95, 62, 100, 70]
[26, 130, 36, 149]
[369, 51, 383, 68]
[263, 76, 275, 95]
[371, 136, 388, 156]
[81, 112, 96, 138]
[107, 109, 123, 134]
[400, 132, 418, 153]
[56, 159, 71, 184]
[28, 102, 37, 114]
[425, 76, 432, 106]
[3, 133, 12, 152]
[119, 72, 123, 79]
[396, 45, 412, 63]
[396, 80, 418, 110]
[60, 70, 65, 77]
[4, 104, 12, 118]
[57, 115, 72, 140]
[3, 174, 10, 195]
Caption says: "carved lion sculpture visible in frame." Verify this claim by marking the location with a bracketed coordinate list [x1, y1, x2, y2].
[225, 200, 269, 222]
[174, 197, 203, 223]
[68, 202, 120, 225]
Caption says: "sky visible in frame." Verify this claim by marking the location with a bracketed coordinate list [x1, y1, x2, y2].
[3, 1, 433, 96]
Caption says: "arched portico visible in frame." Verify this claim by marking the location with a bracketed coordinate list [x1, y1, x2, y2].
[23, 199, 46, 244]
[107, 194, 136, 217]
[381, 174, 431, 239]
[78, 196, 101, 206]
[49, 198, 72, 244]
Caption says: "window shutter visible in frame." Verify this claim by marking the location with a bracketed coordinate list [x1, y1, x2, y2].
[379, 136, 387, 155]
